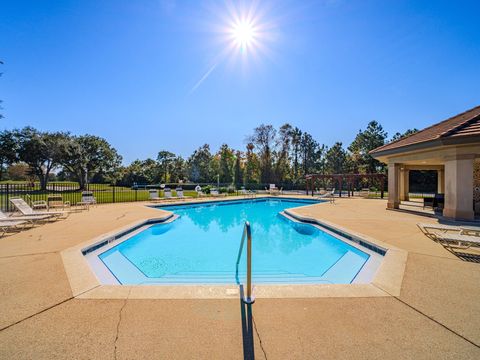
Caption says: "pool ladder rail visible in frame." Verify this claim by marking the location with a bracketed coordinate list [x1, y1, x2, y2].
[236, 221, 255, 304]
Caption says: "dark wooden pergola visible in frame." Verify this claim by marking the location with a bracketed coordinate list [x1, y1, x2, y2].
[305, 173, 386, 198]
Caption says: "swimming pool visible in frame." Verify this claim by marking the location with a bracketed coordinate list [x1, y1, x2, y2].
[94, 198, 378, 285]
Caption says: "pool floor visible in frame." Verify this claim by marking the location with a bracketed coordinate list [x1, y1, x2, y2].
[98, 199, 371, 285]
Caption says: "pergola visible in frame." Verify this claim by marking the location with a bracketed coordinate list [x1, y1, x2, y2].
[305, 173, 386, 198]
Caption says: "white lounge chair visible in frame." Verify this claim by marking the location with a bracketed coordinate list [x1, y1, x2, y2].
[78, 191, 97, 208]
[0, 209, 53, 224]
[10, 198, 70, 219]
[176, 188, 189, 200]
[148, 189, 162, 202]
[163, 188, 177, 200]
[317, 188, 335, 203]
[417, 223, 480, 249]
[0, 219, 29, 237]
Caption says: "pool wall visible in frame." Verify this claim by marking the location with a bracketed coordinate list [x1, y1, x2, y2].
[61, 196, 408, 299]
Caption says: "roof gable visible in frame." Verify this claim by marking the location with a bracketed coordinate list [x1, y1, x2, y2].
[370, 105, 480, 154]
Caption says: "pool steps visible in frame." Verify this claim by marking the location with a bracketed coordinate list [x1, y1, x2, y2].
[101, 249, 364, 285]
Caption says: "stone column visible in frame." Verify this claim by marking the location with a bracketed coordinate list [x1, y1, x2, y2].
[443, 155, 475, 220]
[437, 168, 445, 194]
[387, 163, 400, 209]
[399, 168, 410, 201]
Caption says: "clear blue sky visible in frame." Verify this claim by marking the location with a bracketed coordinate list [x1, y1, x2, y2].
[1, 0, 479, 163]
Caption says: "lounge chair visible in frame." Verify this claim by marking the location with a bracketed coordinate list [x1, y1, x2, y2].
[148, 189, 162, 202]
[317, 188, 335, 203]
[0, 209, 53, 224]
[176, 188, 189, 200]
[417, 223, 480, 249]
[9, 198, 70, 219]
[0, 219, 29, 237]
[266, 184, 280, 196]
[241, 188, 256, 198]
[77, 191, 97, 208]
[163, 188, 177, 200]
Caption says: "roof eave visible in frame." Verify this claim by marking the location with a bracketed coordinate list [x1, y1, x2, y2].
[370, 135, 480, 159]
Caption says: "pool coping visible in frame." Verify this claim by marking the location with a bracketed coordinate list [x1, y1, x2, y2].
[61, 198, 408, 299]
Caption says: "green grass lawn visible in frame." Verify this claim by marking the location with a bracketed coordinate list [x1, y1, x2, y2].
[0, 187, 244, 211]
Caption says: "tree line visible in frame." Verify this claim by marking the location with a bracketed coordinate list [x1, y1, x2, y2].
[0, 122, 417, 190]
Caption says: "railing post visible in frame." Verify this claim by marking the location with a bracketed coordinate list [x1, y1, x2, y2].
[243, 221, 255, 304]
[6, 183, 9, 212]
[112, 184, 116, 203]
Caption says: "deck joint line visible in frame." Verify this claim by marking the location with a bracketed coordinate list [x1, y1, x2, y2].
[371, 283, 480, 349]
[253, 315, 268, 359]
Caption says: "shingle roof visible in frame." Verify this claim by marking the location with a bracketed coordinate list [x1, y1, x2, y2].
[370, 105, 480, 155]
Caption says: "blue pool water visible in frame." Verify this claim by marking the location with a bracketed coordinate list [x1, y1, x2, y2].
[99, 198, 370, 285]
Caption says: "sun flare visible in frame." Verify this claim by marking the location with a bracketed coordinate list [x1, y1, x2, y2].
[230, 20, 257, 50]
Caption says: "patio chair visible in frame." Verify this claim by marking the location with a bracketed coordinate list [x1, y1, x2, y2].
[26, 194, 48, 211]
[47, 194, 71, 211]
[268, 184, 280, 196]
[175, 188, 189, 200]
[148, 189, 162, 202]
[78, 191, 97, 208]
[240, 187, 255, 198]
[9, 198, 70, 219]
[163, 188, 177, 200]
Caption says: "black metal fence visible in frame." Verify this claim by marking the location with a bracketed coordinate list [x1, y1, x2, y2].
[0, 182, 309, 212]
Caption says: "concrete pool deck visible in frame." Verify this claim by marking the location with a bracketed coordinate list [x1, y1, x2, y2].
[0, 197, 479, 359]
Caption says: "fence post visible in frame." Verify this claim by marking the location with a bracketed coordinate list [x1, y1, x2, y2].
[135, 188, 138, 202]
[112, 185, 116, 203]
[6, 183, 9, 212]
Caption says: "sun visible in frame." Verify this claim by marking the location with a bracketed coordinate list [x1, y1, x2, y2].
[230, 20, 257, 51]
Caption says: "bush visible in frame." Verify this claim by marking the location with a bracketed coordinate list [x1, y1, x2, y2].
[202, 185, 211, 194]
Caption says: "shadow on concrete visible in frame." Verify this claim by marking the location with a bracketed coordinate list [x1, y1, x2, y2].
[239, 285, 255, 360]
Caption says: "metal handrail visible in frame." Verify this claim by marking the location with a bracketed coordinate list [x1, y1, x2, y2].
[235, 221, 254, 304]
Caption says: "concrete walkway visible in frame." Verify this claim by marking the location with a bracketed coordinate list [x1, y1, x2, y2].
[0, 198, 479, 359]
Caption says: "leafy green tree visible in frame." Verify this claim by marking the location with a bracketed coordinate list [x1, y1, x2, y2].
[233, 150, 243, 188]
[325, 142, 348, 174]
[187, 144, 213, 183]
[16, 127, 68, 190]
[390, 128, 419, 142]
[275, 123, 293, 183]
[157, 150, 176, 183]
[348, 121, 387, 173]
[61, 134, 122, 189]
[244, 143, 260, 184]
[0, 129, 18, 181]
[248, 124, 276, 183]
[300, 132, 319, 176]
[6, 163, 30, 181]
[170, 156, 186, 183]
[122, 158, 159, 185]
[217, 144, 235, 183]
[290, 127, 302, 181]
